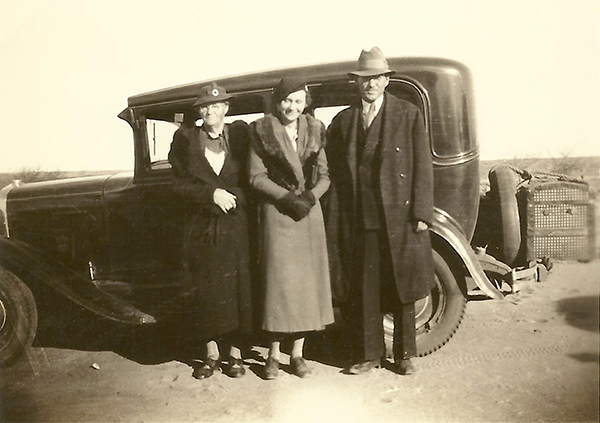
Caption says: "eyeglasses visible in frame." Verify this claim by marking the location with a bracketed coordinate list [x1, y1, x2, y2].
[199, 102, 226, 111]
[357, 74, 388, 83]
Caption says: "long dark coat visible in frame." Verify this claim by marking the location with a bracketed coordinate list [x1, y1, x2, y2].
[168, 121, 252, 340]
[248, 114, 334, 333]
[325, 93, 435, 304]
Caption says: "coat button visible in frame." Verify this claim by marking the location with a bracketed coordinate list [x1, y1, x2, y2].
[395, 147, 400, 152]
[405, 200, 410, 205]
[400, 173, 405, 178]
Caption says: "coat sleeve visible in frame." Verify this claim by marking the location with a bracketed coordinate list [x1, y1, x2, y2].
[409, 109, 434, 225]
[248, 124, 291, 201]
[168, 128, 219, 209]
[307, 123, 330, 200]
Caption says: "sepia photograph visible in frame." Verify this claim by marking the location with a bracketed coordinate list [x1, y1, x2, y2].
[1, 1, 598, 422]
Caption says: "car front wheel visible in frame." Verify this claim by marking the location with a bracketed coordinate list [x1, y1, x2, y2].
[0, 266, 38, 367]
[384, 250, 466, 357]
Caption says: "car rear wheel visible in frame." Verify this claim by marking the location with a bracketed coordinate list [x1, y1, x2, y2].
[384, 250, 466, 357]
[0, 266, 38, 367]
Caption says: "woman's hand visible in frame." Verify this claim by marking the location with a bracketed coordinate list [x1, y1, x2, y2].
[213, 188, 237, 213]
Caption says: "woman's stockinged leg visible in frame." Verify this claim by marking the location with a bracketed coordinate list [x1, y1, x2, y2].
[220, 335, 245, 378]
[264, 336, 281, 380]
[268, 339, 281, 361]
[206, 339, 219, 360]
[192, 339, 220, 380]
[290, 335, 311, 378]
[291, 336, 305, 358]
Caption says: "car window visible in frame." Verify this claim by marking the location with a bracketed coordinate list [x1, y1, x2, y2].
[141, 93, 266, 170]
[314, 105, 348, 128]
[310, 80, 428, 136]
[146, 119, 180, 167]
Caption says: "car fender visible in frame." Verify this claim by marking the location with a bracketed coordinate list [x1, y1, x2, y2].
[0, 236, 155, 324]
[431, 208, 504, 300]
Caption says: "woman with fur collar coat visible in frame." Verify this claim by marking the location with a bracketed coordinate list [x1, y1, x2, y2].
[248, 78, 334, 379]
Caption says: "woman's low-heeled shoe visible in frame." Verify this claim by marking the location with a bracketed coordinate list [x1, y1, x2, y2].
[224, 357, 246, 378]
[290, 357, 311, 378]
[264, 357, 279, 380]
[192, 357, 220, 380]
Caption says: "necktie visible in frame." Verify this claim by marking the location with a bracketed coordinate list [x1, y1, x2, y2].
[363, 102, 376, 130]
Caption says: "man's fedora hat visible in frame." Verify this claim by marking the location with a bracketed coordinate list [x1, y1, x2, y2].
[348, 46, 396, 78]
[193, 82, 233, 107]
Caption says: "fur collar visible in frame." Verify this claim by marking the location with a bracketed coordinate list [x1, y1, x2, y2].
[253, 114, 325, 162]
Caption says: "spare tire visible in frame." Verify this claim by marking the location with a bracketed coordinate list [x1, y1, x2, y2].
[488, 166, 521, 266]
[0, 266, 38, 367]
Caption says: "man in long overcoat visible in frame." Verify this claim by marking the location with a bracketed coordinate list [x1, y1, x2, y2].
[326, 47, 435, 375]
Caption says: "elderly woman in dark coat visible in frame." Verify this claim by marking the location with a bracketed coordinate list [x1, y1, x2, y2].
[168, 82, 252, 380]
[248, 78, 334, 379]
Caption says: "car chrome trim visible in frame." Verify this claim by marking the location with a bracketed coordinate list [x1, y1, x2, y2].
[432, 149, 480, 167]
[431, 208, 504, 300]
[0, 298, 7, 332]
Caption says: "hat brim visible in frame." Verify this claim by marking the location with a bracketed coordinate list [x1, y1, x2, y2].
[193, 94, 233, 107]
[348, 69, 396, 78]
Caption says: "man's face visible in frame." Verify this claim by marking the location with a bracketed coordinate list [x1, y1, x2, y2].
[356, 74, 390, 102]
[198, 102, 229, 128]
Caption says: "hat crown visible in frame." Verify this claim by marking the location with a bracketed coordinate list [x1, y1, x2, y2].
[193, 81, 232, 106]
[273, 77, 308, 102]
[349, 46, 395, 77]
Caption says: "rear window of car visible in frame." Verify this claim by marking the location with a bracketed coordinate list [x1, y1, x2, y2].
[309, 79, 430, 142]
[141, 93, 267, 169]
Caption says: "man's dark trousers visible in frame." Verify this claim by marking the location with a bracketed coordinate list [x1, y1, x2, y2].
[347, 227, 417, 363]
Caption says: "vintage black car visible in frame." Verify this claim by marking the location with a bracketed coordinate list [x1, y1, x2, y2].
[0, 57, 508, 366]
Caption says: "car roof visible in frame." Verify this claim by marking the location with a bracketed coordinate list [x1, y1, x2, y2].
[126, 57, 470, 107]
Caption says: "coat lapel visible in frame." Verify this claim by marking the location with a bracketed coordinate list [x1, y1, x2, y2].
[194, 127, 226, 185]
[380, 93, 402, 151]
[343, 103, 361, 194]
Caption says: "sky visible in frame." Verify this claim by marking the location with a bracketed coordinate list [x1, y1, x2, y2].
[0, 0, 599, 172]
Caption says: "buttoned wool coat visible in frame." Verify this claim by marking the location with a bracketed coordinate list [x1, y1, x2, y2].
[249, 113, 334, 333]
[326, 93, 435, 305]
[168, 121, 253, 340]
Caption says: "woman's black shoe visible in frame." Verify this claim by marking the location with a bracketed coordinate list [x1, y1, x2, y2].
[192, 357, 220, 380]
[264, 357, 279, 380]
[223, 357, 246, 378]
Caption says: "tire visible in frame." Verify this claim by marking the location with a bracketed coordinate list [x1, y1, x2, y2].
[488, 166, 521, 266]
[0, 266, 38, 367]
[384, 250, 466, 357]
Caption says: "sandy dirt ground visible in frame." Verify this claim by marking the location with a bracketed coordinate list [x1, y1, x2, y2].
[1, 260, 598, 423]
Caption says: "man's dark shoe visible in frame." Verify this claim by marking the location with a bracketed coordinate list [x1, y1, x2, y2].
[264, 357, 279, 380]
[346, 359, 380, 375]
[192, 357, 220, 380]
[394, 358, 416, 375]
[290, 357, 311, 378]
[223, 357, 246, 378]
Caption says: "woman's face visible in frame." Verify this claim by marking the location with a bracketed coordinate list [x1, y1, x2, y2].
[276, 90, 307, 124]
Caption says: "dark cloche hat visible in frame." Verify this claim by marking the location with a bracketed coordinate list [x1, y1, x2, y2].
[193, 82, 233, 107]
[348, 46, 396, 78]
[273, 77, 308, 102]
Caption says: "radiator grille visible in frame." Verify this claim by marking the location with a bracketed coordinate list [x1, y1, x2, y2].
[534, 204, 588, 229]
[533, 236, 590, 260]
[524, 181, 594, 262]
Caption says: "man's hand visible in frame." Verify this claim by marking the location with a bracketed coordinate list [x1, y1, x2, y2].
[213, 188, 237, 213]
[414, 220, 429, 233]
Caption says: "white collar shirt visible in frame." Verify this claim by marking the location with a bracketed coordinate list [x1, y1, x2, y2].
[361, 94, 384, 117]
